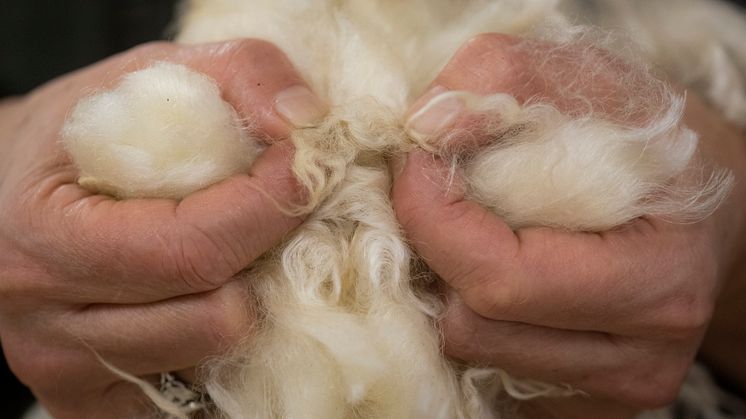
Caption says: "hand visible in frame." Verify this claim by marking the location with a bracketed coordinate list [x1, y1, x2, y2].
[393, 34, 746, 417]
[0, 39, 325, 418]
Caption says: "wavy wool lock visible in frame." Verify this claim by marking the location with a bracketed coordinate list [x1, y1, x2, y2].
[62, 0, 741, 418]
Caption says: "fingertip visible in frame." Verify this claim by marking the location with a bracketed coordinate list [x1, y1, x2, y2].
[274, 84, 329, 128]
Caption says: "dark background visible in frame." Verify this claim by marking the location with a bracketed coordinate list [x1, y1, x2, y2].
[0, 0, 177, 96]
[1, 0, 745, 418]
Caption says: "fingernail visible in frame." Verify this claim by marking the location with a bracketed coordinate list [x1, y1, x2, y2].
[407, 87, 465, 138]
[274, 85, 328, 128]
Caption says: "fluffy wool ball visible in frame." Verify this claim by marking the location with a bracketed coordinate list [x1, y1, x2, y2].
[62, 62, 262, 199]
[458, 94, 702, 231]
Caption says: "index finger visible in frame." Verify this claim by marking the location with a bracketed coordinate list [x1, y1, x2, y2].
[406, 33, 667, 146]
[439, 33, 662, 120]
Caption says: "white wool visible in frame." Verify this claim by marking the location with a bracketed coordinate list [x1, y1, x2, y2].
[427, 91, 728, 231]
[62, 62, 262, 199]
[61, 1, 739, 418]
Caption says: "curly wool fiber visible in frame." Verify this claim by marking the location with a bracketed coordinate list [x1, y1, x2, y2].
[61, 1, 736, 418]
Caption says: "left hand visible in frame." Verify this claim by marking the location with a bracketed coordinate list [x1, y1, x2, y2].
[393, 33, 746, 417]
[0, 39, 320, 419]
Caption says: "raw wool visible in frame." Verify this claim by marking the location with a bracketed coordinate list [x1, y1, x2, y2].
[60, 1, 737, 418]
[62, 62, 263, 200]
[420, 91, 730, 231]
[204, 161, 467, 419]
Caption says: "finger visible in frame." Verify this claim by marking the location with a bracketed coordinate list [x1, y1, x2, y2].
[11, 350, 188, 419]
[66, 280, 253, 376]
[393, 151, 717, 335]
[405, 33, 660, 142]
[440, 292, 695, 408]
[23, 140, 302, 303]
[3, 280, 251, 413]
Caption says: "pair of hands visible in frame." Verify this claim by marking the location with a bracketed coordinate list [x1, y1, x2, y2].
[0, 35, 743, 418]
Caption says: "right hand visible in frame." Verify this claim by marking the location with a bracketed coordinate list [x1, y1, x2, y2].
[394, 33, 746, 417]
[0, 39, 325, 418]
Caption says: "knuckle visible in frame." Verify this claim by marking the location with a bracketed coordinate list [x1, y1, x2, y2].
[439, 306, 482, 361]
[164, 225, 237, 292]
[659, 293, 715, 339]
[620, 358, 690, 408]
[197, 285, 253, 351]
[681, 297, 714, 333]
[460, 280, 514, 320]
[444, 231, 516, 319]
[0, 252, 49, 307]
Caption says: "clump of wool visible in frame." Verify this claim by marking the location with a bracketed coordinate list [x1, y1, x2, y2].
[415, 91, 730, 231]
[62, 62, 262, 199]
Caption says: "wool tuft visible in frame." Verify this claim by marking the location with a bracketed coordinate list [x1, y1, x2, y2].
[62, 62, 263, 199]
[413, 91, 730, 231]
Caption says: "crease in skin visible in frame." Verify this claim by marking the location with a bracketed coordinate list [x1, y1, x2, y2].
[58, 0, 743, 418]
